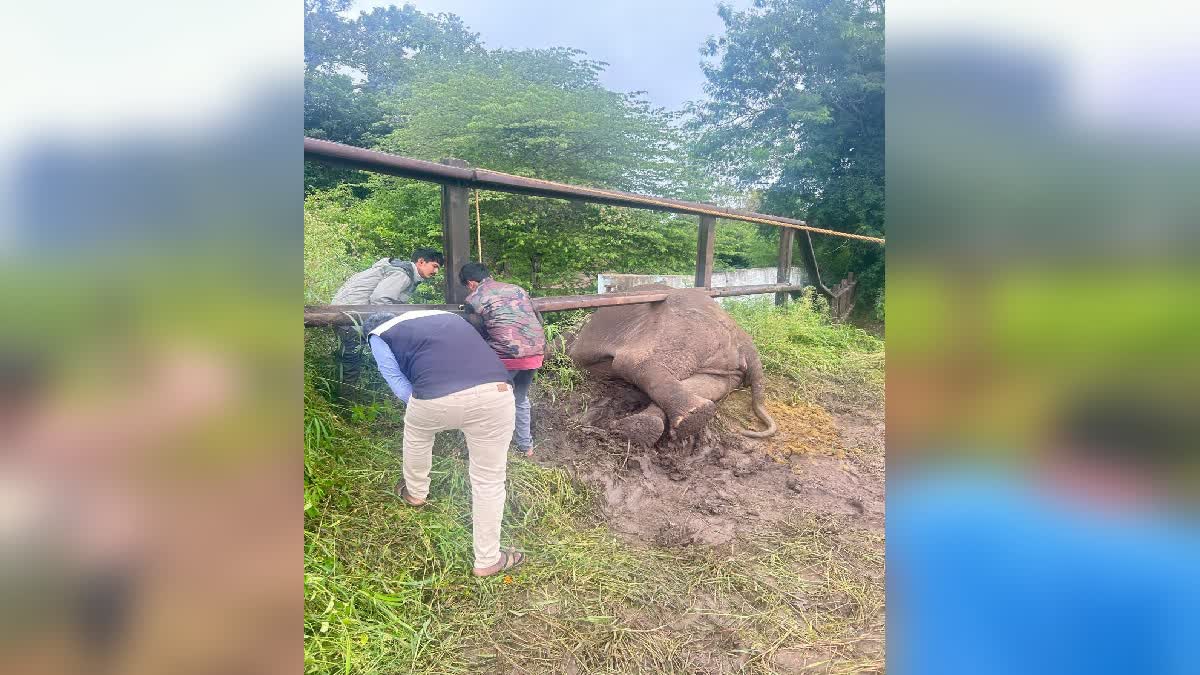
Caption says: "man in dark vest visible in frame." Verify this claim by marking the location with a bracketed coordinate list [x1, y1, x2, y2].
[364, 310, 526, 577]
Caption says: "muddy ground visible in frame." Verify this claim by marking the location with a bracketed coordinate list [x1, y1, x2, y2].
[528, 378, 884, 549]
[516, 376, 886, 673]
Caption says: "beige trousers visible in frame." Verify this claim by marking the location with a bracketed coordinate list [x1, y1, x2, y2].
[402, 382, 516, 568]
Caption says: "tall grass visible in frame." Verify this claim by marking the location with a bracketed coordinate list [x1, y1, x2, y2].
[723, 290, 885, 407]
[535, 309, 589, 398]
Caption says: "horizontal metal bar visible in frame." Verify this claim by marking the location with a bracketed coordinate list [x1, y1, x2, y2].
[303, 304, 465, 328]
[303, 284, 807, 326]
[303, 138, 883, 243]
[530, 290, 669, 312]
[708, 283, 805, 298]
[304, 139, 475, 183]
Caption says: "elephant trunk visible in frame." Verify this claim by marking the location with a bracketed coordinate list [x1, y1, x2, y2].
[739, 347, 777, 438]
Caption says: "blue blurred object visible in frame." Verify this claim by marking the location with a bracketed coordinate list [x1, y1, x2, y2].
[888, 466, 1199, 675]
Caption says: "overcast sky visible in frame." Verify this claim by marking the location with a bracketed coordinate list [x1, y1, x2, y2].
[347, 0, 752, 111]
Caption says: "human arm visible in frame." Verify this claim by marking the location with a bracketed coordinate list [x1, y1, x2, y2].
[462, 302, 488, 338]
[368, 335, 412, 403]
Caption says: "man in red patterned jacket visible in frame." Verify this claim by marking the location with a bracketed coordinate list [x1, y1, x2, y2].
[459, 263, 547, 456]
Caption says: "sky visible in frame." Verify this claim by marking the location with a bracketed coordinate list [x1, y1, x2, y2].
[350, 0, 1200, 133]
[889, 0, 1200, 134]
[1, 0, 1195, 149]
[347, 0, 753, 112]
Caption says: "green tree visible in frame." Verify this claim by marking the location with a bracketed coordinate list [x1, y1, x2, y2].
[304, 0, 352, 74]
[693, 0, 884, 303]
[304, 1, 484, 145]
[343, 50, 706, 290]
[348, 5, 483, 92]
[376, 58, 692, 194]
[304, 2, 486, 187]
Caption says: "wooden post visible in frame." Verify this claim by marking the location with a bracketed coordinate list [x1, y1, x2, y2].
[694, 214, 716, 289]
[440, 158, 471, 304]
[775, 227, 795, 306]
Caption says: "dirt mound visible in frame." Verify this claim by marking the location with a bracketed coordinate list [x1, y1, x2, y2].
[528, 379, 884, 548]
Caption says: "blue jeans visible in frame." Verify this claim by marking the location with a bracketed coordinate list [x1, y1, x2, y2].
[508, 369, 536, 450]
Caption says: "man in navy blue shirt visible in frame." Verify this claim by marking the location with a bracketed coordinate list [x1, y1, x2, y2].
[364, 310, 525, 577]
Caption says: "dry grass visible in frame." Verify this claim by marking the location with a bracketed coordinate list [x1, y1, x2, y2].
[719, 391, 845, 462]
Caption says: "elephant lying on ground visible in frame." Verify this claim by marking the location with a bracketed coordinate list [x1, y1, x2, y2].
[567, 284, 777, 446]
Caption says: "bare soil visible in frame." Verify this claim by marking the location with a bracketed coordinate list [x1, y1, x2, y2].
[529, 378, 884, 548]
[519, 377, 886, 673]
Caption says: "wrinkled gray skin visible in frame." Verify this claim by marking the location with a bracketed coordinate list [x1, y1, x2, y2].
[568, 284, 777, 445]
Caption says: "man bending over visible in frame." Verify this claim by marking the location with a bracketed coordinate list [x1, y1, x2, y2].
[365, 310, 526, 577]
[459, 262, 547, 457]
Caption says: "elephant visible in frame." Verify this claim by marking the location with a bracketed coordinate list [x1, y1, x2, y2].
[567, 284, 777, 446]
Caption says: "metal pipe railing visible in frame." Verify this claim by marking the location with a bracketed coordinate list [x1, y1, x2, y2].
[302, 283, 806, 326]
[303, 138, 884, 245]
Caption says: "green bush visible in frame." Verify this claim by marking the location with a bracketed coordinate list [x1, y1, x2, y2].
[723, 290, 884, 406]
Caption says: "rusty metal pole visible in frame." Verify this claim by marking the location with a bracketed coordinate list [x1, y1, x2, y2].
[302, 283, 810, 325]
[694, 214, 716, 289]
[776, 228, 795, 306]
[303, 139, 885, 245]
[440, 158, 471, 304]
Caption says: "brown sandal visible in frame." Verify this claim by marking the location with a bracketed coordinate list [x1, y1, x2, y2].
[396, 483, 426, 507]
[473, 549, 526, 577]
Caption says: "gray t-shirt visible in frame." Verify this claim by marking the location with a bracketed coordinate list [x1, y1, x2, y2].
[332, 258, 424, 304]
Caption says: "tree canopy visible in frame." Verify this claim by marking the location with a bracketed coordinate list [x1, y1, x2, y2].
[303, 3, 720, 294]
[692, 0, 885, 306]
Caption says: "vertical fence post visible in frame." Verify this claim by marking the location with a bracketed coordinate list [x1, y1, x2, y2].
[440, 158, 471, 304]
[694, 214, 716, 289]
[776, 227, 795, 306]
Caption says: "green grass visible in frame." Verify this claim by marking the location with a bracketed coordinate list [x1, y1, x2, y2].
[303, 298, 885, 674]
[723, 291, 885, 407]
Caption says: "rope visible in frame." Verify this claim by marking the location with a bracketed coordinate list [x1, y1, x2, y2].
[480, 168, 886, 245]
[474, 189, 483, 262]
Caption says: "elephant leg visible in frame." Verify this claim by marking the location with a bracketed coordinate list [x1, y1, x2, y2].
[611, 373, 735, 444]
[584, 357, 616, 380]
[670, 374, 738, 439]
[610, 403, 667, 446]
[567, 340, 612, 371]
[679, 373, 737, 401]
[613, 359, 715, 439]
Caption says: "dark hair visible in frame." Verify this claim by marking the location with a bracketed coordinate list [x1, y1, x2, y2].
[361, 312, 397, 335]
[411, 248, 444, 266]
[458, 262, 490, 286]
